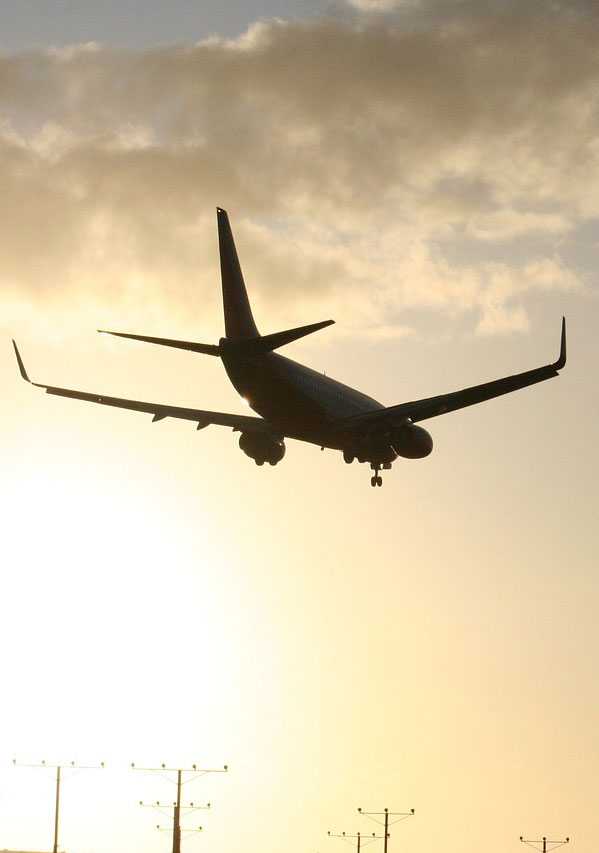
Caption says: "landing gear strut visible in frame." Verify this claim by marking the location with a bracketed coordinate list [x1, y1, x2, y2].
[370, 464, 383, 487]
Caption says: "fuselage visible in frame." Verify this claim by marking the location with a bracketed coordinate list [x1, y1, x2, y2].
[220, 341, 384, 447]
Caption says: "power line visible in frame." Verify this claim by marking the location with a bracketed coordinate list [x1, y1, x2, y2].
[12, 758, 105, 853]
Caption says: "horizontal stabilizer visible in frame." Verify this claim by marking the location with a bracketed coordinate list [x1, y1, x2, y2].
[257, 320, 335, 352]
[223, 320, 334, 356]
[98, 330, 220, 356]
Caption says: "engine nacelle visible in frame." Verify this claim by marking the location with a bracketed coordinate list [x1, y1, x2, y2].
[392, 422, 433, 459]
[239, 432, 286, 466]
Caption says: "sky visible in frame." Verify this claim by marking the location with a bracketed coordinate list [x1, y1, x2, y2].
[0, 2, 598, 853]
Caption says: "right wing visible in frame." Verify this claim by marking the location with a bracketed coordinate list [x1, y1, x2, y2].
[335, 318, 567, 432]
[12, 341, 274, 434]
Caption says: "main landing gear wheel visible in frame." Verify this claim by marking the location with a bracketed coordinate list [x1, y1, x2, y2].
[343, 450, 355, 464]
[370, 465, 383, 487]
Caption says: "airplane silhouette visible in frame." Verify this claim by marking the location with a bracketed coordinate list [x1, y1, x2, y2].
[13, 207, 566, 487]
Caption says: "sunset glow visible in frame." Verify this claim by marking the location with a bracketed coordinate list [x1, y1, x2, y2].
[1, 3, 597, 853]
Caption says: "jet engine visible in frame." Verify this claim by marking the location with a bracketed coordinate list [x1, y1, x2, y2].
[392, 421, 433, 459]
[239, 432, 286, 466]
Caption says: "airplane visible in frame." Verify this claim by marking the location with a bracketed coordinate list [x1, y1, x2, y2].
[13, 207, 567, 487]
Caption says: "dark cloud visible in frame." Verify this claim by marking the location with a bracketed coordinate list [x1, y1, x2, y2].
[1, 2, 595, 335]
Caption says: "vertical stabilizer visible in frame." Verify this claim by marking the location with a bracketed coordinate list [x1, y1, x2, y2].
[217, 207, 259, 339]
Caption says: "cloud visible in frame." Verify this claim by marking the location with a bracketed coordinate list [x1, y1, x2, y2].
[345, 0, 414, 9]
[1, 2, 596, 338]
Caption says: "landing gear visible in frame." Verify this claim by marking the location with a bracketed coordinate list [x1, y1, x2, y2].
[343, 449, 355, 464]
[370, 464, 383, 487]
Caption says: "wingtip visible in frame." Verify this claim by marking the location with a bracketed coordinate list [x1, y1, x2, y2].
[555, 316, 567, 370]
[12, 339, 30, 383]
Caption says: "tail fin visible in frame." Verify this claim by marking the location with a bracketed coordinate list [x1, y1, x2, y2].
[217, 207, 259, 339]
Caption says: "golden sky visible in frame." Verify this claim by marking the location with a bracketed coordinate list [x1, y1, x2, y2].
[1, 3, 598, 853]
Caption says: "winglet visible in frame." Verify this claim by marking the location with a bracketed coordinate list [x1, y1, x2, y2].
[13, 340, 31, 383]
[554, 317, 566, 371]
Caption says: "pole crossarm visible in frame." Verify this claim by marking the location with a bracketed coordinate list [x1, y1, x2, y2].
[140, 801, 211, 809]
[132, 763, 228, 774]
[520, 837, 570, 853]
[13, 759, 106, 769]
[328, 832, 384, 837]
[358, 808, 415, 828]
[157, 825, 203, 833]
[329, 830, 385, 852]
[181, 828, 204, 836]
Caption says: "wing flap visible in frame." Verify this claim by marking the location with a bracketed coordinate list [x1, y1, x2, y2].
[40, 383, 272, 432]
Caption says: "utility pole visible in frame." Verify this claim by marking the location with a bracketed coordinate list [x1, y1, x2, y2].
[329, 830, 385, 853]
[520, 836, 570, 853]
[53, 765, 60, 853]
[174, 768, 182, 853]
[133, 762, 228, 853]
[12, 758, 105, 853]
[139, 795, 210, 853]
[358, 807, 414, 853]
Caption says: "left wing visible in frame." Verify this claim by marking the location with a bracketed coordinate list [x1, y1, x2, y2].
[336, 318, 567, 432]
[12, 341, 275, 434]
